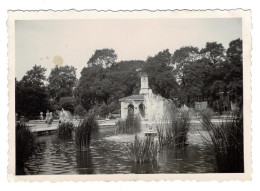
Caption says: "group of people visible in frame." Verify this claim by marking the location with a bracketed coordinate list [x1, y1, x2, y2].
[41, 108, 72, 127]
[45, 110, 53, 126]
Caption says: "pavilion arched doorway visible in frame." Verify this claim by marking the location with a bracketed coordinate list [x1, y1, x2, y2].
[128, 104, 134, 116]
[139, 103, 145, 118]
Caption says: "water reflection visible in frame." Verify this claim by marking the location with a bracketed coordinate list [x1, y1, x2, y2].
[22, 126, 215, 175]
[76, 149, 94, 174]
[131, 161, 159, 174]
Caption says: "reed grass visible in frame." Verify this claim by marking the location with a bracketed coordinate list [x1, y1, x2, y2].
[58, 122, 74, 137]
[200, 113, 244, 172]
[116, 114, 141, 134]
[75, 114, 98, 149]
[125, 135, 159, 163]
[16, 123, 38, 174]
[156, 110, 190, 147]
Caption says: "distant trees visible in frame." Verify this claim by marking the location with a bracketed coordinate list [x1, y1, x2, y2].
[20, 65, 47, 87]
[16, 39, 243, 117]
[87, 48, 117, 68]
[15, 65, 50, 118]
[224, 39, 243, 109]
[74, 104, 87, 117]
[77, 49, 144, 113]
[48, 65, 77, 101]
[59, 96, 76, 113]
[143, 49, 179, 99]
[170, 39, 242, 112]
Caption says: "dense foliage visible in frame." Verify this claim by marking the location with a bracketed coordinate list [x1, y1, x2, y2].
[16, 39, 243, 118]
[48, 65, 77, 101]
[15, 65, 50, 118]
[16, 123, 38, 174]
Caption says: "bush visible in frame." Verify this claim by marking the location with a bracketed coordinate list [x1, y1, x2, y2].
[116, 114, 141, 134]
[16, 123, 38, 174]
[156, 110, 190, 147]
[75, 114, 98, 149]
[125, 135, 159, 163]
[58, 122, 74, 137]
[108, 101, 120, 114]
[111, 109, 119, 114]
[200, 114, 244, 172]
[108, 114, 116, 119]
[98, 103, 110, 118]
[74, 104, 87, 117]
[59, 96, 76, 114]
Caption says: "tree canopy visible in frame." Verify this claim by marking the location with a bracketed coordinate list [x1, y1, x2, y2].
[15, 65, 50, 118]
[20, 65, 47, 87]
[87, 48, 118, 68]
[143, 49, 179, 99]
[48, 65, 77, 101]
[16, 39, 243, 118]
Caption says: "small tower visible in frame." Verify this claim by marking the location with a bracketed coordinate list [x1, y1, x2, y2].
[140, 73, 149, 95]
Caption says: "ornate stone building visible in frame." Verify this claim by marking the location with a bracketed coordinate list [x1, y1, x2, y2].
[119, 73, 171, 121]
[119, 73, 150, 120]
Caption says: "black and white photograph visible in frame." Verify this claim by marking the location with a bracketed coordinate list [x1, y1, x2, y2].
[8, 10, 251, 180]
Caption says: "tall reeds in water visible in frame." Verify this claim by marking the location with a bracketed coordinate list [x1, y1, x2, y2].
[75, 114, 98, 149]
[200, 113, 244, 172]
[156, 110, 190, 147]
[116, 114, 141, 134]
[58, 122, 74, 137]
[125, 135, 159, 163]
[16, 123, 38, 174]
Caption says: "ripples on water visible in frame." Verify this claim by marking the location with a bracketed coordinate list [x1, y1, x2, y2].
[24, 126, 215, 175]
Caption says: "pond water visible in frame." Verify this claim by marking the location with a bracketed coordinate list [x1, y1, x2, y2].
[23, 125, 215, 175]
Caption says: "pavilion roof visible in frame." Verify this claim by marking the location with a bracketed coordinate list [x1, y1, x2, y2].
[119, 94, 144, 102]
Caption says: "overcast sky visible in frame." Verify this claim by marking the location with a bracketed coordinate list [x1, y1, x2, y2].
[15, 18, 242, 80]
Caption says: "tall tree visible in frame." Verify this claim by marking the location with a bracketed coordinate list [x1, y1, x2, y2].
[224, 39, 243, 107]
[16, 65, 50, 118]
[181, 58, 211, 105]
[76, 60, 144, 112]
[171, 46, 200, 84]
[143, 49, 179, 99]
[87, 48, 117, 68]
[20, 65, 47, 87]
[200, 42, 225, 65]
[48, 65, 77, 101]
[76, 66, 107, 110]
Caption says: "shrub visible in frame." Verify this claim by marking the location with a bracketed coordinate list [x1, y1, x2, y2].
[111, 109, 119, 114]
[116, 114, 141, 134]
[108, 101, 120, 114]
[74, 104, 87, 117]
[108, 114, 116, 119]
[200, 114, 244, 172]
[75, 114, 98, 149]
[125, 135, 159, 163]
[98, 103, 110, 118]
[156, 110, 190, 147]
[59, 96, 76, 114]
[16, 123, 38, 174]
[58, 122, 74, 137]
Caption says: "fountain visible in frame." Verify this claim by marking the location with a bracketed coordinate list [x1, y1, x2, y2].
[58, 108, 73, 124]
